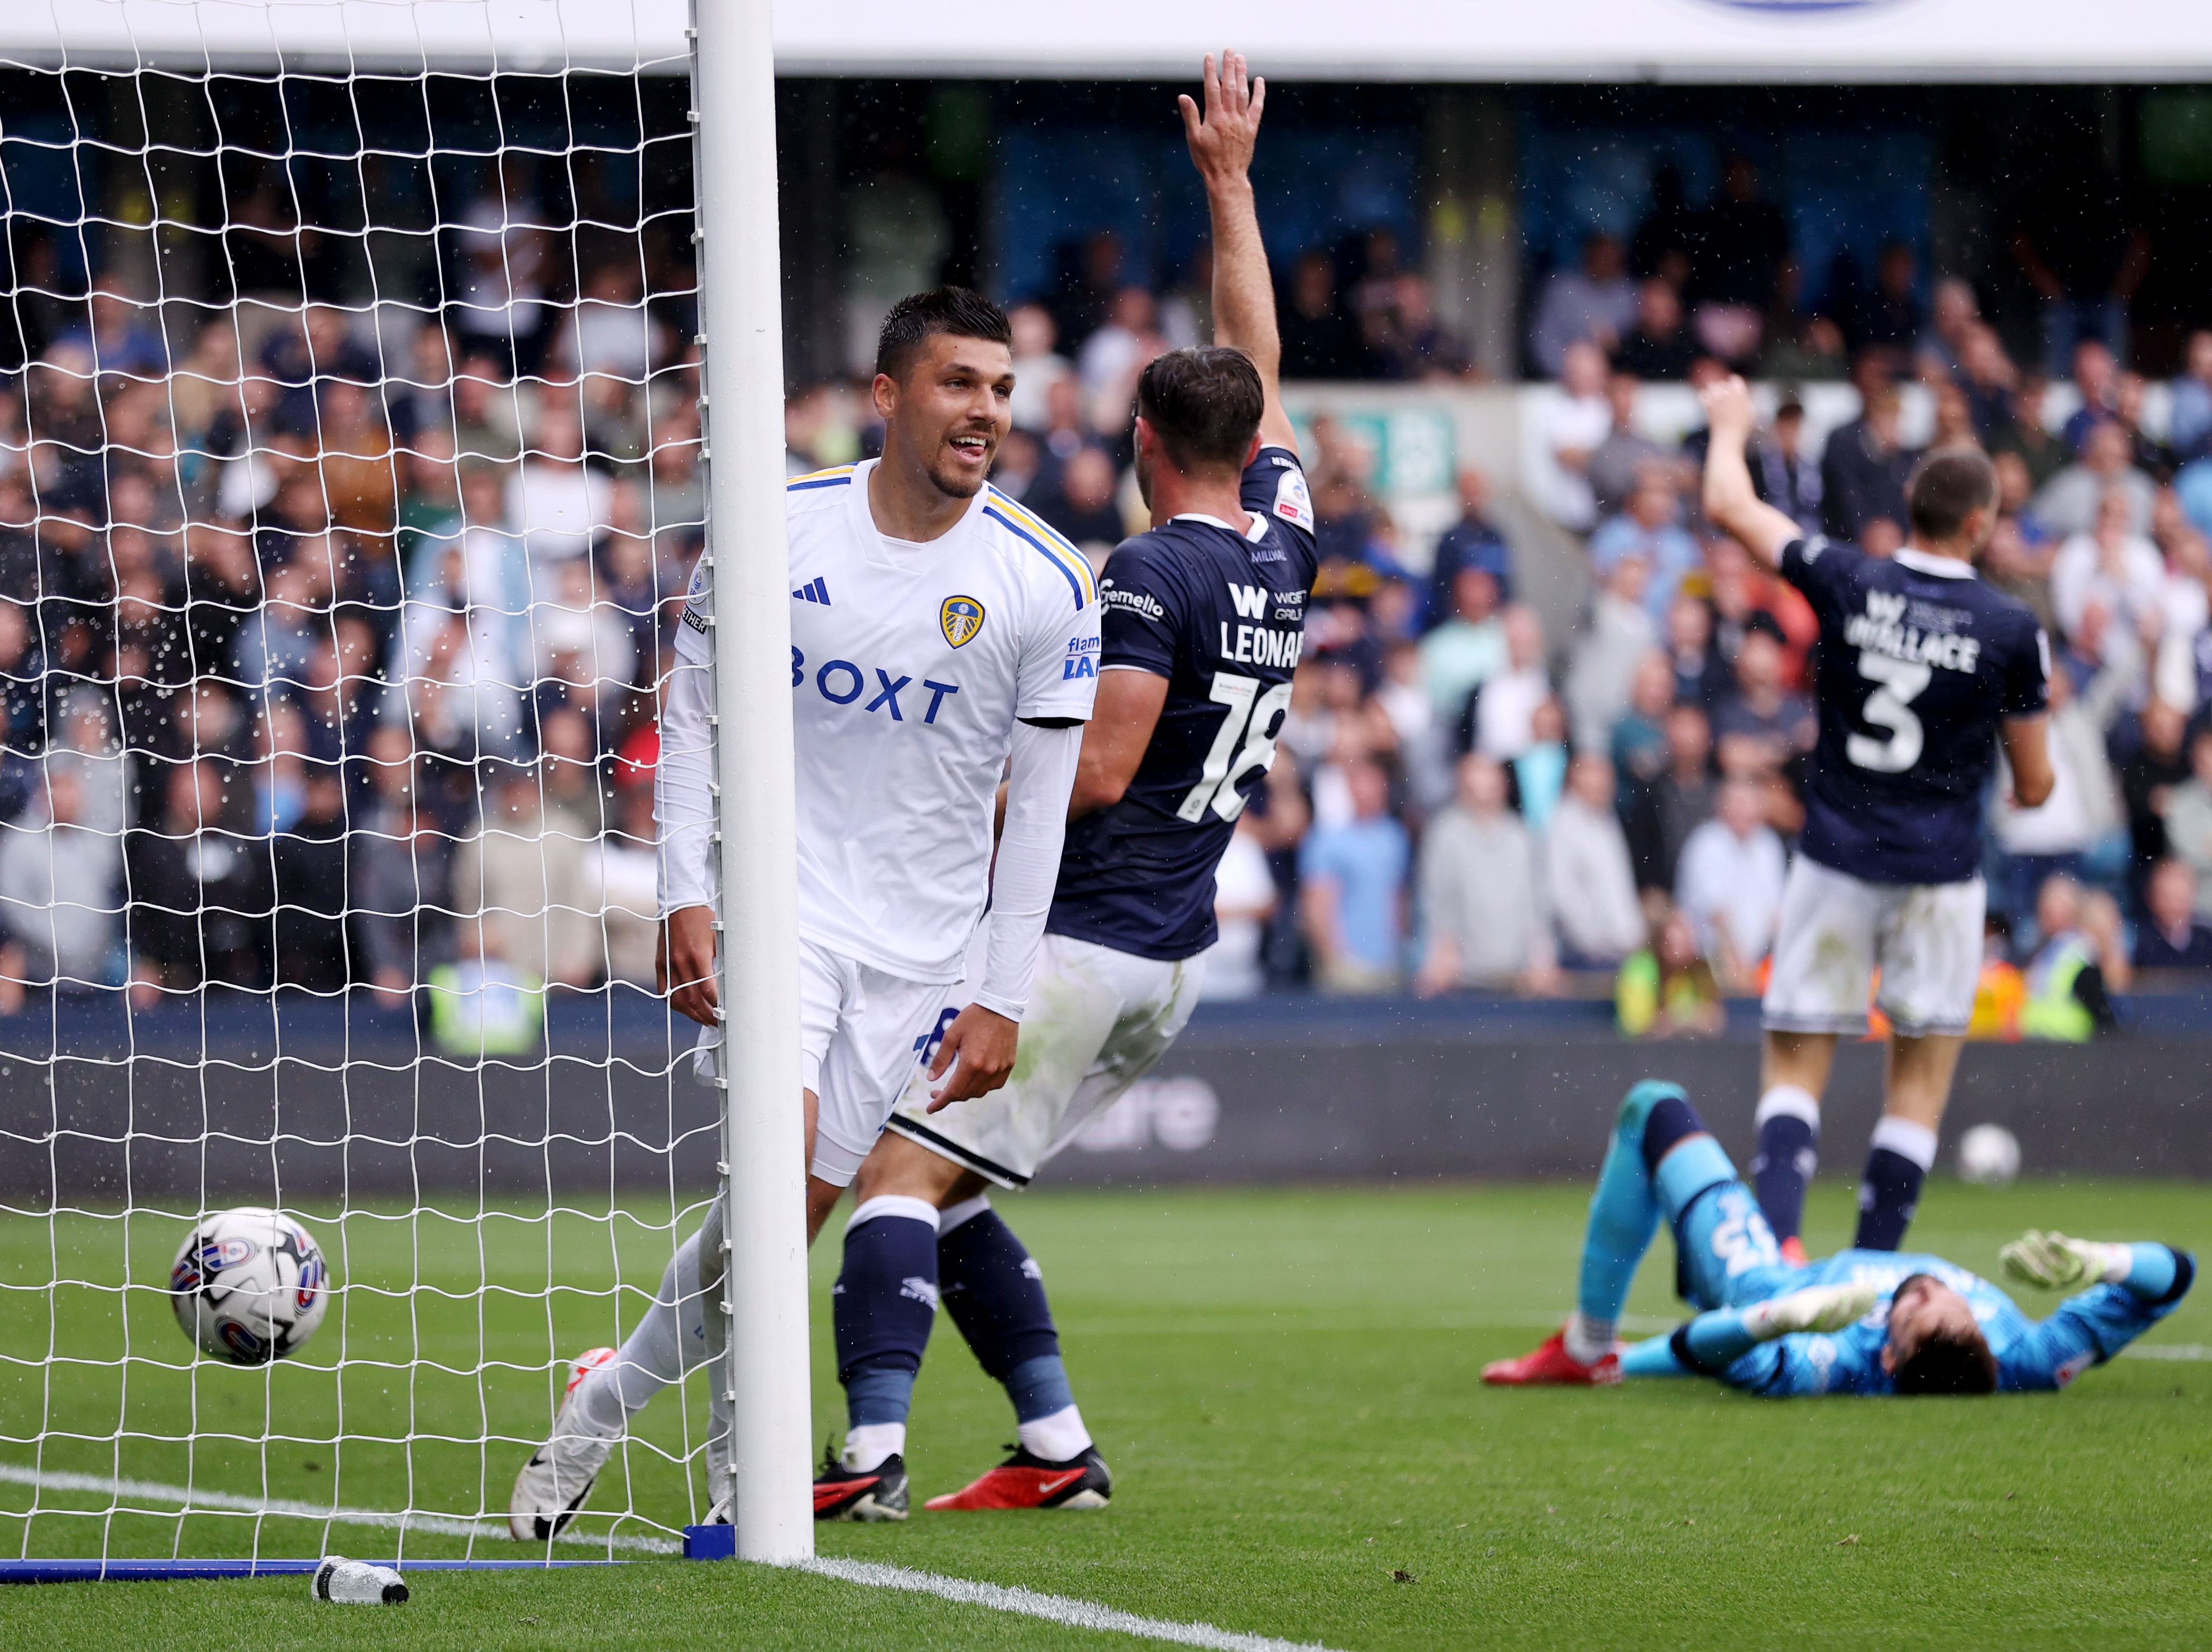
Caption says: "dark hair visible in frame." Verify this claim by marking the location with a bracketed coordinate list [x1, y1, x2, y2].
[874, 287, 1012, 382]
[1888, 1275, 1999, 1395]
[1906, 448, 1998, 541]
[1135, 346, 1265, 474]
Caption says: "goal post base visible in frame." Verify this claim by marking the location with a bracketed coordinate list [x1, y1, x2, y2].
[681, 1524, 737, 1560]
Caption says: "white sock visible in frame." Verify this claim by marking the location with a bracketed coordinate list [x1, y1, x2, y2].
[1563, 1309, 1614, 1366]
[938, 1192, 992, 1234]
[848, 1194, 942, 1234]
[570, 1223, 716, 1438]
[1016, 1403, 1092, 1464]
[1870, 1115, 1938, 1171]
[1754, 1084, 1821, 1128]
[843, 1422, 905, 1471]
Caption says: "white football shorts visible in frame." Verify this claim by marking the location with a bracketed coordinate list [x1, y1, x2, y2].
[1761, 855, 1985, 1039]
[797, 939, 948, 1187]
[885, 923, 1206, 1187]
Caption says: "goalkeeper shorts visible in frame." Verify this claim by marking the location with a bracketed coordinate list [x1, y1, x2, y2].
[883, 922, 1205, 1188]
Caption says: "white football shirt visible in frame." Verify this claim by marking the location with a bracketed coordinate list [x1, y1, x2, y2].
[673, 460, 1101, 983]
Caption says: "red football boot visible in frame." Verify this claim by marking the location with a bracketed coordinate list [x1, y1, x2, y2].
[1780, 1236, 1810, 1267]
[1481, 1329, 1621, 1386]
[924, 1445, 1111, 1511]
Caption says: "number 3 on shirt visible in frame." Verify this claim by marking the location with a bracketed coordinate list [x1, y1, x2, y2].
[1846, 652, 1931, 773]
[1178, 671, 1293, 822]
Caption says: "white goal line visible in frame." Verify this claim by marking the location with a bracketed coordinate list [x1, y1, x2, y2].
[0, 1462, 1342, 1651]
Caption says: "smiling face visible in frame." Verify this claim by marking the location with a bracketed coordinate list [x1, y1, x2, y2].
[875, 332, 1015, 502]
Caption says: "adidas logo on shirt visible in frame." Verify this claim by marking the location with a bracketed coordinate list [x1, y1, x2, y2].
[792, 576, 831, 605]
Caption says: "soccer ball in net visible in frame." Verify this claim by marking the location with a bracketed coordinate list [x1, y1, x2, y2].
[1956, 1124, 2022, 1187]
[169, 1209, 332, 1365]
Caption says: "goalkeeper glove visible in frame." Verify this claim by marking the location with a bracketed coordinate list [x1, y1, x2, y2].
[1740, 1282, 1880, 1340]
[2000, 1230, 2128, 1290]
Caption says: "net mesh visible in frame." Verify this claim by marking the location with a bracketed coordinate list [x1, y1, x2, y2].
[0, 1, 722, 1560]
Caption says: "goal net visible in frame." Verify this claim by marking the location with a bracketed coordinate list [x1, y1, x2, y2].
[0, 0, 732, 1563]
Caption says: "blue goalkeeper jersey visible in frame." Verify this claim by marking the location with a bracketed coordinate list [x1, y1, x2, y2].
[1717, 1249, 2189, 1397]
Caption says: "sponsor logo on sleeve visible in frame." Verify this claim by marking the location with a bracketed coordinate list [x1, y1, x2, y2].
[1272, 465, 1312, 529]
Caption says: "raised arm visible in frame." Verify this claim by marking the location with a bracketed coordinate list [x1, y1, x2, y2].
[1700, 375, 1800, 572]
[1180, 51, 1297, 456]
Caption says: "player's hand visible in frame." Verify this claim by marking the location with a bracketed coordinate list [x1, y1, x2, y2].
[658, 904, 719, 1028]
[2001, 1230, 2123, 1290]
[1178, 50, 1264, 189]
[926, 1003, 1019, 1109]
[1699, 374, 1759, 444]
[1741, 1282, 1880, 1340]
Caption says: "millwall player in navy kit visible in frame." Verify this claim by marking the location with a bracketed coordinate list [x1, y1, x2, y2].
[811, 50, 1317, 1520]
[1703, 376, 2053, 1275]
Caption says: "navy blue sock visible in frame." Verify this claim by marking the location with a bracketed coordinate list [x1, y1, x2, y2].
[1752, 1115, 1818, 1243]
[833, 1204, 940, 1431]
[938, 1206, 1062, 1401]
[1853, 1148, 1926, 1251]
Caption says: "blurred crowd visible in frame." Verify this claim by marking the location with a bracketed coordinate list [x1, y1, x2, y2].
[0, 180, 701, 1038]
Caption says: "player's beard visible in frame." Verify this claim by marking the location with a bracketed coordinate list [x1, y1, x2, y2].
[920, 425, 997, 500]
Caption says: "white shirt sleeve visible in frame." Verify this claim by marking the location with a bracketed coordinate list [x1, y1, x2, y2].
[656, 619, 718, 917]
[1015, 583, 1103, 724]
[971, 717, 1083, 1021]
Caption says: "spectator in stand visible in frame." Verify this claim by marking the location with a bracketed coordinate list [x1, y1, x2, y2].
[1992, 647, 2135, 929]
[1377, 276, 1473, 381]
[271, 767, 352, 992]
[126, 758, 274, 995]
[1690, 156, 1790, 356]
[2060, 341, 2123, 456]
[2170, 331, 2212, 464]
[1609, 650, 1675, 820]
[1756, 260, 1848, 382]
[1528, 231, 1637, 378]
[1032, 444, 1126, 559]
[1627, 701, 1717, 893]
[1673, 775, 1787, 992]
[1413, 751, 1558, 996]
[1587, 372, 1670, 522]
[1299, 756, 1408, 994]
[2049, 487, 2167, 640]
[1914, 276, 1981, 384]
[2019, 874, 2123, 1040]
[1750, 391, 1822, 536]
[1200, 812, 1277, 1001]
[509, 403, 611, 567]
[1547, 753, 1645, 969]
[1531, 340, 1613, 532]
[1470, 605, 1550, 760]
[2121, 696, 2190, 877]
[2113, 371, 2177, 484]
[1848, 241, 1923, 360]
[1611, 278, 1699, 381]
[2158, 724, 2212, 919]
[0, 762, 120, 992]
[2134, 856, 2212, 968]
[1006, 302, 1071, 434]
[1278, 250, 1369, 380]
[1821, 372, 1915, 545]
[1589, 463, 1699, 624]
[451, 764, 598, 990]
[1422, 467, 1512, 630]
[547, 262, 667, 389]
[1077, 286, 1163, 425]
[1953, 324, 2023, 443]
[1514, 696, 1571, 832]
[1664, 591, 1732, 710]
[1991, 371, 2067, 489]
[1564, 550, 1656, 753]
[1419, 564, 1506, 725]
[1712, 629, 1815, 775]
[1616, 901, 1726, 1038]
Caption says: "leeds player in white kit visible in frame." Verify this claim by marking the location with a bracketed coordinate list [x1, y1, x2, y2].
[509, 288, 1100, 1539]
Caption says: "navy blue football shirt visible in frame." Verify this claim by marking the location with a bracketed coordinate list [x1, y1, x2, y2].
[1784, 536, 2048, 885]
[1047, 446, 1319, 960]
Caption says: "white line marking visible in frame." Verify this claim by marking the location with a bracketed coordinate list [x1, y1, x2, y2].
[797, 1556, 1343, 1652]
[0, 1463, 1337, 1647]
[2120, 1343, 2212, 1362]
[0, 1464, 678, 1554]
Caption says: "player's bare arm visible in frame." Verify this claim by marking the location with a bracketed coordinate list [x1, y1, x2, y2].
[657, 904, 719, 1027]
[1181, 50, 1297, 456]
[2001, 714, 2056, 810]
[1700, 375, 1798, 571]
[1068, 668, 1172, 819]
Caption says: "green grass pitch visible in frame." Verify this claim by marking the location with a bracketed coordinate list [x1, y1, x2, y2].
[3, 1176, 2209, 1649]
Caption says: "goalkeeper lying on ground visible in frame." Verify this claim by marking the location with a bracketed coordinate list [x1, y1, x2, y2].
[1485, 1082, 2194, 1395]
